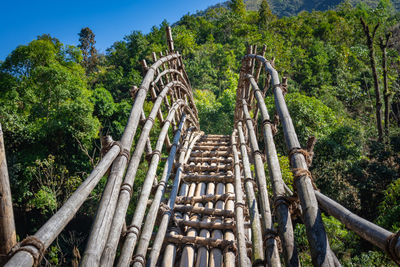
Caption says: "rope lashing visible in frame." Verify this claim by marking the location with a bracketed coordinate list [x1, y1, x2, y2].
[244, 177, 258, 190]
[292, 168, 318, 191]
[159, 202, 172, 217]
[100, 137, 130, 161]
[8, 236, 45, 267]
[120, 183, 133, 198]
[273, 195, 301, 218]
[145, 149, 162, 162]
[288, 147, 313, 167]
[385, 230, 400, 265]
[125, 224, 140, 237]
[112, 141, 131, 161]
[131, 254, 146, 266]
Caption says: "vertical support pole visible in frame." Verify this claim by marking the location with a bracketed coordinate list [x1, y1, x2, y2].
[166, 26, 174, 53]
[0, 123, 17, 264]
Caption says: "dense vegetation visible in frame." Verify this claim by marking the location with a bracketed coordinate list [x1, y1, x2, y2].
[1, 0, 400, 265]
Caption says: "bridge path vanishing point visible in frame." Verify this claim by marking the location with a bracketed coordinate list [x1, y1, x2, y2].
[1, 27, 400, 267]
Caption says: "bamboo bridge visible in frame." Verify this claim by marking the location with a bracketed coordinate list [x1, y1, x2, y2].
[1, 27, 400, 267]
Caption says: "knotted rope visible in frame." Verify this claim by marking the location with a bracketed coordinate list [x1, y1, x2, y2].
[385, 230, 400, 265]
[8, 236, 45, 267]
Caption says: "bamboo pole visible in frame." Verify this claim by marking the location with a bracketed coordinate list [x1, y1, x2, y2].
[99, 77, 198, 266]
[80, 54, 182, 267]
[247, 74, 300, 266]
[231, 130, 251, 266]
[131, 114, 187, 267]
[0, 124, 16, 265]
[209, 174, 225, 267]
[147, 132, 202, 266]
[245, 54, 336, 266]
[315, 191, 400, 264]
[101, 100, 186, 267]
[224, 180, 236, 267]
[237, 122, 265, 265]
[195, 179, 213, 267]
[179, 181, 205, 267]
[5, 146, 120, 267]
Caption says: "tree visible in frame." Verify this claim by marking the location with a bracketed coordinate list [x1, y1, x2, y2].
[360, 17, 383, 141]
[78, 27, 99, 74]
[229, 0, 246, 16]
[259, 0, 274, 26]
[379, 32, 392, 138]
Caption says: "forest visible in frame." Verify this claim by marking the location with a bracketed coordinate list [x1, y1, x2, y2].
[0, 0, 400, 265]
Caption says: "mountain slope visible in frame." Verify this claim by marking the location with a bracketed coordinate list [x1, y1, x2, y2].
[243, 0, 399, 16]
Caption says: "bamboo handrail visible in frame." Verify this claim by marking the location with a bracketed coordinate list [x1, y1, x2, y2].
[245, 53, 337, 266]
[241, 99, 282, 267]
[144, 130, 201, 267]
[246, 74, 300, 266]
[131, 114, 187, 267]
[231, 130, 251, 266]
[236, 122, 265, 265]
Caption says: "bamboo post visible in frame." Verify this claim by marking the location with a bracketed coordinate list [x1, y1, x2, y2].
[223, 179, 236, 266]
[131, 114, 187, 267]
[247, 75, 300, 266]
[166, 26, 175, 53]
[246, 54, 336, 266]
[0, 124, 16, 264]
[237, 122, 265, 265]
[231, 130, 251, 266]
[239, 113, 282, 267]
[147, 132, 202, 267]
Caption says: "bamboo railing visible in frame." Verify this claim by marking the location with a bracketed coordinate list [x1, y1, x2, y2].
[2, 27, 400, 267]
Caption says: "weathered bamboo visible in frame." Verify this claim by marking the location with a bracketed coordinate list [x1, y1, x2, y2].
[103, 101, 185, 267]
[146, 131, 201, 267]
[232, 130, 251, 266]
[80, 54, 182, 267]
[179, 181, 204, 267]
[131, 114, 187, 267]
[224, 181, 236, 267]
[99, 79, 196, 266]
[0, 124, 16, 265]
[315, 191, 400, 264]
[175, 219, 236, 230]
[173, 205, 235, 217]
[247, 74, 300, 266]
[195, 180, 213, 267]
[237, 122, 265, 265]
[175, 193, 234, 204]
[182, 174, 235, 183]
[158, 131, 195, 267]
[5, 145, 120, 267]
[243, 99, 281, 267]
[209, 180, 225, 266]
[246, 54, 336, 266]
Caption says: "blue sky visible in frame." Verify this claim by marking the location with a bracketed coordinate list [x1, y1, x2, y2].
[0, 0, 224, 60]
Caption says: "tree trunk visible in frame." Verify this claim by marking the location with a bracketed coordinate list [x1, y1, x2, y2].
[361, 18, 383, 141]
[380, 33, 392, 139]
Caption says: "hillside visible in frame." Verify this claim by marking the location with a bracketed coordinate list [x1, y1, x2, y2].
[243, 0, 400, 16]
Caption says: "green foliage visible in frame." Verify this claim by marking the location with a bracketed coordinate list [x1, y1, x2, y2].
[377, 178, 400, 231]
